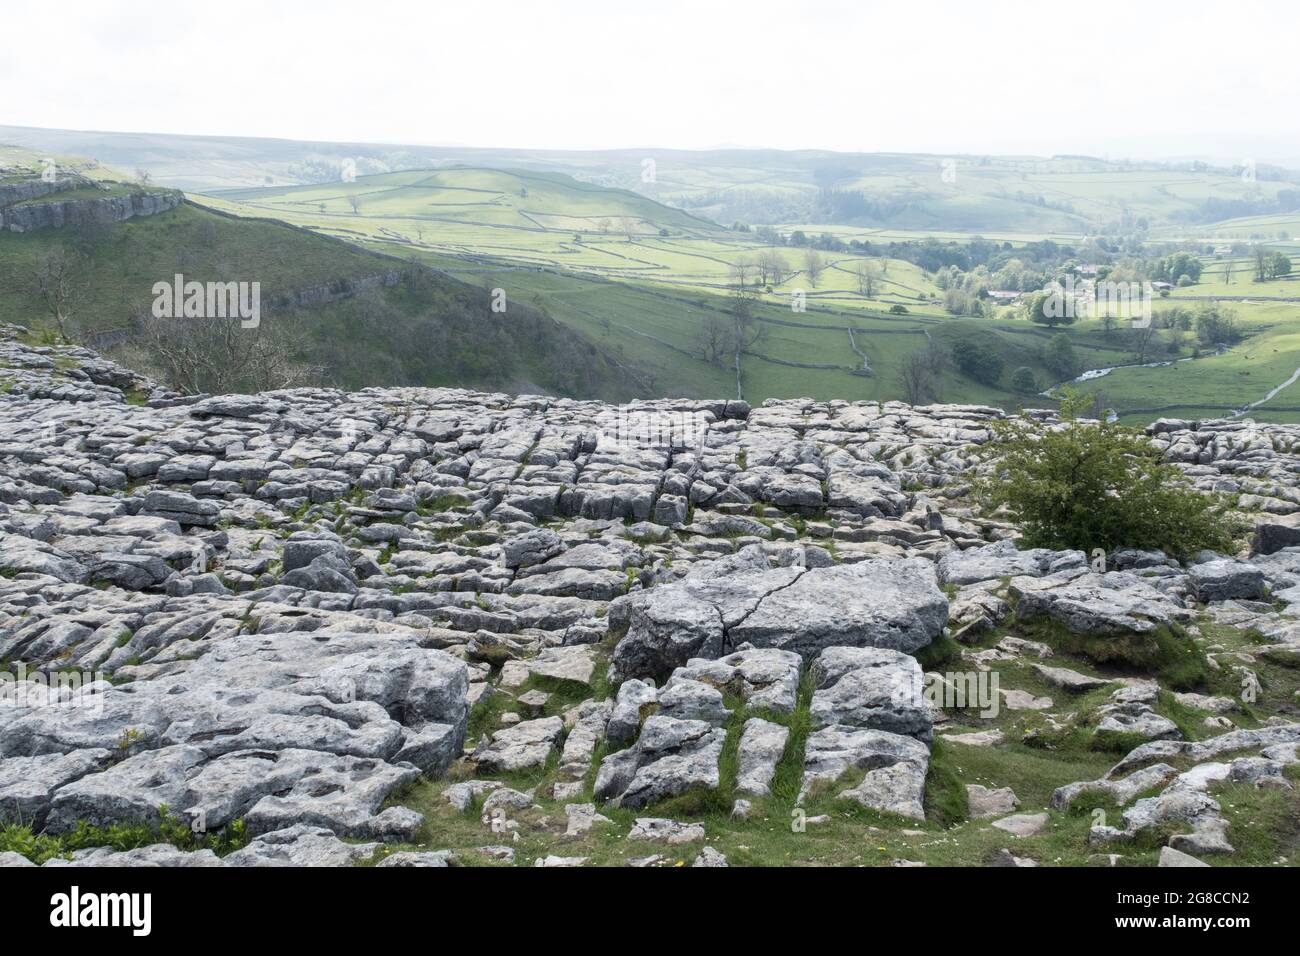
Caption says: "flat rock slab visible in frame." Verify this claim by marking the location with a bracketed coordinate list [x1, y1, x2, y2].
[1011, 572, 1191, 635]
[966, 784, 1019, 819]
[735, 717, 790, 797]
[527, 645, 597, 686]
[1032, 664, 1113, 691]
[628, 817, 706, 844]
[475, 717, 565, 773]
[991, 812, 1049, 837]
[1158, 846, 1209, 867]
[810, 645, 932, 742]
[938, 540, 1086, 586]
[563, 803, 612, 837]
[801, 725, 930, 820]
[1000, 689, 1054, 711]
[940, 729, 1005, 747]
[610, 551, 947, 681]
[593, 715, 726, 809]
[670, 647, 802, 715]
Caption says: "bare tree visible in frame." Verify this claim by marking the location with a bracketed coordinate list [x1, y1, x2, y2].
[124, 312, 320, 395]
[768, 251, 788, 286]
[854, 260, 878, 297]
[347, 194, 363, 215]
[33, 247, 82, 341]
[803, 249, 825, 288]
[696, 314, 730, 366]
[899, 349, 937, 405]
[135, 168, 152, 187]
[1130, 323, 1159, 364]
[730, 257, 754, 289]
[755, 249, 787, 287]
[727, 287, 764, 358]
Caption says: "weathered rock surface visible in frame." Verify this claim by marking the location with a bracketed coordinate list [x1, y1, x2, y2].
[5, 329, 1300, 866]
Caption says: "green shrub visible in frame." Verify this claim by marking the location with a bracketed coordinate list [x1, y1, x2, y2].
[1009, 366, 1038, 393]
[975, 388, 1244, 557]
[952, 335, 1004, 385]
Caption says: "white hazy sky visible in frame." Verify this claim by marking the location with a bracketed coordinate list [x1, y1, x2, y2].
[3, 0, 1298, 162]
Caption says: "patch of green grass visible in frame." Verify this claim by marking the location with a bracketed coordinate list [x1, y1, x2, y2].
[0, 809, 247, 865]
[914, 631, 963, 671]
[921, 738, 969, 827]
[1023, 617, 1212, 690]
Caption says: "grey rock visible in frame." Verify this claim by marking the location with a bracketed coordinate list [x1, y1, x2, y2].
[735, 717, 789, 797]
[593, 715, 725, 809]
[809, 645, 932, 741]
[475, 717, 564, 773]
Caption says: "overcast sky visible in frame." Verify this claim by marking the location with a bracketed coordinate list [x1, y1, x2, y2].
[4, 0, 1297, 163]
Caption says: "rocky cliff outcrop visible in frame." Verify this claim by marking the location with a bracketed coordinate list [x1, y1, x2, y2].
[0, 187, 181, 232]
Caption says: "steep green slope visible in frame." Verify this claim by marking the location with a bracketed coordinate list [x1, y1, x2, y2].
[0, 182, 649, 401]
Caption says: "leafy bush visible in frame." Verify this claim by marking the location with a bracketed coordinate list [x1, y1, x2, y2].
[1043, 332, 1080, 378]
[1194, 304, 1240, 345]
[1010, 366, 1038, 393]
[952, 336, 1004, 385]
[975, 389, 1244, 556]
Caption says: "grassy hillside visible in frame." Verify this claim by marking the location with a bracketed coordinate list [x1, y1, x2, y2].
[193, 169, 948, 318]
[0, 163, 649, 401]
[9, 136, 1300, 419]
[198, 166, 1296, 413]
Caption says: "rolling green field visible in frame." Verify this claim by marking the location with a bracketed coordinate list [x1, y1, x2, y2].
[12, 125, 1295, 237]
[8, 131, 1300, 420]
[198, 168, 947, 316]
[186, 164, 1300, 416]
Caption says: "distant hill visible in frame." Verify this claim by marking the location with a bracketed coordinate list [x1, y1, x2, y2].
[4, 125, 1297, 235]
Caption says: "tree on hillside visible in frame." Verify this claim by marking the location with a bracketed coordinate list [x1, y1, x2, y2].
[1024, 289, 1076, 329]
[1151, 252, 1201, 285]
[1044, 333, 1080, 379]
[1130, 322, 1160, 364]
[1268, 252, 1292, 279]
[32, 247, 83, 342]
[952, 337, 1003, 385]
[1194, 304, 1240, 346]
[125, 311, 320, 395]
[696, 314, 729, 366]
[854, 260, 879, 297]
[1010, 366, 1038, 393]
[756, 250, 787, 287]
[728, 286, 763, 354]
[730, 257, 754, 289]
[347, 194, 363, 215]
[900, 348, 938, 405]
[803, 249, 825, 288]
